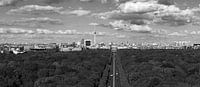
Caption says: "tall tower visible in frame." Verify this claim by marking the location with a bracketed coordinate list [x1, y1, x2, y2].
[89, 23, 98, 46]
[94, 28, 96, 45]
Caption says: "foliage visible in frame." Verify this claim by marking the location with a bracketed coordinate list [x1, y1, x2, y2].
[0, 49, 110, 87]
[118, 49, 200, 87]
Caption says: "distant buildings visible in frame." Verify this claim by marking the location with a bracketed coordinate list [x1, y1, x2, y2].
[84, 39, 92, 47]
[0, 40, 200, 55]
[59, 43, 82, 52]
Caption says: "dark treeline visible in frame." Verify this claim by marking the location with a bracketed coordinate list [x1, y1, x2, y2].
[2, 49, 200, 87]
[118, 49, 200, 87]
[0, 49, 110, 87]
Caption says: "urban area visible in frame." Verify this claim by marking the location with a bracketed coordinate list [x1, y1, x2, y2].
[1, 38, 200, 54]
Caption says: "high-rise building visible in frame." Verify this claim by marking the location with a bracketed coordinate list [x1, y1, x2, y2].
[84, 39, 92, 47]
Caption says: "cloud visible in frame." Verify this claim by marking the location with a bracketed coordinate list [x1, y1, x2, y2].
[116, 34, 126, 38]
[93, 0, 200, 26]
[0, 17, 63, 28]
[44, 0, 65, 4]
[7, 5, 64, 15]
[68, 9, 91, 16]
[7, 5, 92, 16]
[154, 15, 192, 26]
[92, 10, 120, 19]
[0, 20, 43, 28]
[0, 28, 34, 34]
[96, 20, 168, 34]
[0, 27, 109, 36]
[79, 0, 111, 4]
[168, 32, 187, 36]
[109, 20, 153, 33]
[185, 30, 200, 35]
[14, 17, 63, 25]
[157, 0, 175, 5]
[0, 0, 23, 6]
[118, 1, 158, 13]
[89, 22, 99, 26]
[80, 0, 92, 2]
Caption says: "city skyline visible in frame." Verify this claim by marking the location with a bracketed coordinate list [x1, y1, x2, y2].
[0, 0, 200, 44]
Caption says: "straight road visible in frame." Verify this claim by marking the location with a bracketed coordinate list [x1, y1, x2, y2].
[111, 47, 131, 87]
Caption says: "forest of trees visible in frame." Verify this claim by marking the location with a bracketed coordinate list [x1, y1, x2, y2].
[118, 49, 200, 87]
[0, 49, 110, 87]
[2, 49, 200, 87]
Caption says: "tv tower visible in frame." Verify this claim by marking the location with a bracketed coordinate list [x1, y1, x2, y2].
[93, 24, 96, 45]
[89, 23, 98, 46]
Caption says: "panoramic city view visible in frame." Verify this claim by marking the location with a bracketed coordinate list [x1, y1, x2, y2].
[1, 0, 200, 87]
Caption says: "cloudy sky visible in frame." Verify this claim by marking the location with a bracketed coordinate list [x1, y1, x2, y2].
[0, 0, 200, 44]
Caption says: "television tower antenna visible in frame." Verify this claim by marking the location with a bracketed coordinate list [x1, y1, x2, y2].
[94, 25, 96, 45]
[89, 22, 99, 46]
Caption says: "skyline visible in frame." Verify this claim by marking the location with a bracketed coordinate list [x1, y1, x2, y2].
[0, 0, 200, 44]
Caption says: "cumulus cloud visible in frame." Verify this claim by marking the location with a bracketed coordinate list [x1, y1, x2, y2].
[92, 10, 120, 19]
[116, 34, 126, 38]
[7, 5, 63, 15]
[157, 0, 175, 5]
[67, 9, 91, 16]
[167, 30, 200, 36]
[0, 28, 34, 34]
[7, 5, 92, 16]
[14, 17, 63, 25]
[118, 1, 158, 13]
[184, 30, 200, 35]
[96, 20, 168, 34]
[44, 0, 65, 4]
[0, 17, 63, 28]
[109, 20, 153, 33]
[168, 32, 187, 36]
[93, 0, 200, 26]
[79, 0, 110, 3]
[89, 22, 99, 26]
[0, 20, 43, 28]
[0, 27, 109, 36]
[80, 0, 92, 2]
[0, 0, 23, 6]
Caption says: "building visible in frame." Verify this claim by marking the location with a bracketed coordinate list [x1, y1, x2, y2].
[10, 46, 25, 54]
[193, 44, 200, 49]
[23, 44, 34, 51]
[30, 43, 59, 52]
[60, 43, 82, 52]
[84, 39, 92, 47]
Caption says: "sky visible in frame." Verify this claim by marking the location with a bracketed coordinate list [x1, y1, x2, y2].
[0, 0, 200, 44]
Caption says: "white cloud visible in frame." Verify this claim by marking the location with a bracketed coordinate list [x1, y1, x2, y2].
[93, 0, 200, 26]
[0, 17, 63, 28]
[15, 17, 63, 25]
[89, 22, 99, 26]
[68, 9, 91, 16]
[116, 34, 126, 38]
[118, 1, 158, 13]
[168, 32, 187, 36]
[7, 5, 64, 15]
[129, 24, 152, 33]
[0, 28, 34, 34]
[109, 20, 153, 33]
[92, 10, 120, 19]
[0, 0, 22, 6]
[79, 0, 109, 4]
[0, 28, 110, 36]
[7, 5, 93, 16]
[36, 29, 54, 34]
[80, 0, 92, 2]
